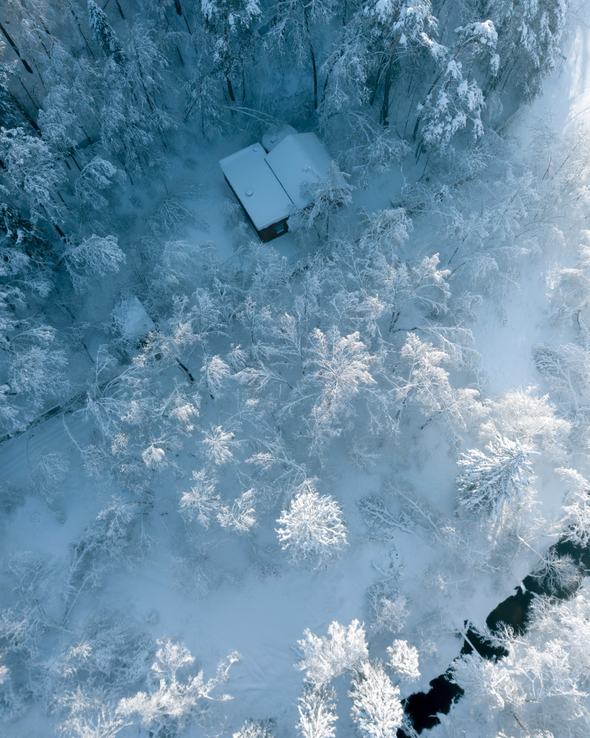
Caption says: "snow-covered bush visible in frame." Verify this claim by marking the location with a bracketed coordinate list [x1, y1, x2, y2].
[276, 484, 348, 569]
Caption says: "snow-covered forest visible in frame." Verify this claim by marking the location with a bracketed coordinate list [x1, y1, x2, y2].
[1, 0, 590, 736]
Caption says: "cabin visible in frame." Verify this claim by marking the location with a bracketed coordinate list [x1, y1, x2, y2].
[219, 131, 333, 242]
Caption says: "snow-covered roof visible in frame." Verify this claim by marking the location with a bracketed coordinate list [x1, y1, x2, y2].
[219, 143, 293, 231]
[261, 124, 297, 153]
[265, 133, 333, 209]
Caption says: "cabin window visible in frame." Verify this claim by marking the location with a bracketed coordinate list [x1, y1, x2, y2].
[276, 223, 286, 234]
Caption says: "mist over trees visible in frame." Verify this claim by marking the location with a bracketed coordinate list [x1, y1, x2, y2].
[1, 0, 590, 737]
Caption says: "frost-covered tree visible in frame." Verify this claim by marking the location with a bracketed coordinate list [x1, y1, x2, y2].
[121, 21, 175, 137]
[557, 467, 590, 548]
[364, 253, 450, 335]
[349, 660, 404, 738]
[45, 614, 154, 699]
[63, 499, 141, 622]
[297, 620, 368, 686]
[0, 127, 65, 231]
[411, 29, 485, 143]
[534, 343, 590, 421]
[233, 717, 276, 738]
[479, 388, 571, 462]
[74, 157, 125, 224]
[413, 21, 499, 153]
[200, 423, 240, 466]
[363, 0, 442, 127]
[417, 60, 485, 152]
[296, 684, 338, 738]
[117, 639, 240, 738]
[0, 236, 70, 438]
[29, 452, 69, 505]
[267, 0, 337, 110]
[38, 83, 86, 152]
[184, 70, 226, 138]
[44, 615, 154, 737]
[200, 354, 232, 400]
[398, 333, 484, 434]
[482, 0, 568, 101]
[289, 163, 353, 238]
[54, 689, 130, 738]
[549, 230, 590, 331]
[359, 207, 412, 259]
[529, 548, 582, 596]
[386, 640, 420, 683]
[88, 0, 124, 65]
[180, 468, 222, 528]
[303, 327, 375, 453]
[216, 488, 257, 534]
[200, 0, 261, 102]
[449, 587, 590, 737]
[60, 234, 125, 292]
[276, 483, 348, 568]
[455, 434, 537, 521]
[0, 553, 55, 720]
[40, 40, 99, 142]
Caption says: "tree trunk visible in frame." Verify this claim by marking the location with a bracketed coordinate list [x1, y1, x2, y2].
[174, 0, 192, 34]
[310, 42, 318, 110]
[54, 223, 66, 239]
[176, 357, 194, 382]
[380, 10, 400, 127]
[369, 63, 385, 107]
[8, 90, 40, 133]
[17, 77, 40, 114]
[303, 8, 318, 110]
[68, 2, 96, 58]
[227, 76, 236, 102]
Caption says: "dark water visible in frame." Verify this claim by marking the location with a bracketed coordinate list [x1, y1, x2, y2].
[397, 537, 587, 736]
[401, 673, 463, 733]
